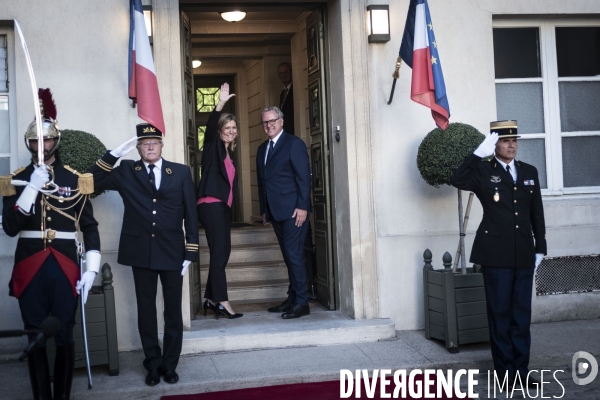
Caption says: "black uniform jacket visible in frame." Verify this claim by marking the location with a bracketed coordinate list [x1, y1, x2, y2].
[256, 132, 311, 222]
[451, 154, 547, 268]
[90, 153, 198, 270]
[196, 109, 238, 203]
[2, 162, 100, 296]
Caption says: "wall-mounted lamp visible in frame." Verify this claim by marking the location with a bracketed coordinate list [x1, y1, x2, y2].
[143, 6, 153, 43]
[220, 11, 246, 23]
[192, 60, 202, 69]
[366, 5, 390, 43]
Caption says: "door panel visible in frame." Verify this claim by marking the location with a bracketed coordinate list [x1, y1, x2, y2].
[306, 10, 335, 310]
[181, 11, 201, 318]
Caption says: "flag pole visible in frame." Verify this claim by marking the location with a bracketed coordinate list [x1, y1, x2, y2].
[387, 57, 403, 105]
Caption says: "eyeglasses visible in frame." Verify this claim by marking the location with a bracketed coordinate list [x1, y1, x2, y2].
[138, 141, 162, 148]
[261, 118, 280, 127]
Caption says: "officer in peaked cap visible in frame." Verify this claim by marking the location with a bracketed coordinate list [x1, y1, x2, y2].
[89, 123, 198, 387]
[451, 120, 547, 387]
[1, 89, 101, 400]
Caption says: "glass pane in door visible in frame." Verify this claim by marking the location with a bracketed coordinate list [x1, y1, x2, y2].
[516, 139, 547, 188]
[493, 28, 541, 79]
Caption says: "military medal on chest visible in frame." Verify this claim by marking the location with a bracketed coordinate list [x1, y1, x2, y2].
[490, 176, 501, 202]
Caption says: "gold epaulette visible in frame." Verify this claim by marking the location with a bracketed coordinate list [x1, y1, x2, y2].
[0, 167, 25, 196]
[64, 165, 95, 195]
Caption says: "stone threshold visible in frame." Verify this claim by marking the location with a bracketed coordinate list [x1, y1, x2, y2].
[180, 303, 396, 355]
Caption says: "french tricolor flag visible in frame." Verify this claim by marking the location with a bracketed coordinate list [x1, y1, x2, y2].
[128, 0, 165, 134]
[399, 0, 450, 130]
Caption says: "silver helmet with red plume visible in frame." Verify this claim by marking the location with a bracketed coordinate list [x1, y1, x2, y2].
[24, 88, 61, 161]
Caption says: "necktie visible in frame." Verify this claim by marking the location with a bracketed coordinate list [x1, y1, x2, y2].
[506, 165, 515, 183]
[265, 140, 274, 167]
[148, 164, 157, 191]
[280, 88, 289, 108]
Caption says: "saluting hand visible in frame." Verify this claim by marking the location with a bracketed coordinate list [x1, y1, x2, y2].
[215, 82, 236, 112]
[110, 136, 138, 158]
[292, 208, 307, 227]
[473, 132, 499, 158]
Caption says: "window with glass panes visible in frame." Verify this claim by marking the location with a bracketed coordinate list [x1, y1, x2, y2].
[493, 20, 600, 193]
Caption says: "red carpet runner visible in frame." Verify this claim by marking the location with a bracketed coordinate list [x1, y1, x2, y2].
[161, 378, 464, 400]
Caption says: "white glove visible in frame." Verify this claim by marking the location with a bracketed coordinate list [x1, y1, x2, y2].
[181, 260, 191, 276]
[110, 136, 138, 158]
[76, 251, 101, 304]
[473, 132, 499, 158]
[16, 166, 50, 213]
[534, 253, 544, 273]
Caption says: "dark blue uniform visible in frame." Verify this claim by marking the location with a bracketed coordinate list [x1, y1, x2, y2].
[90, 152, 198, 373]
[2, 161, 100, 399]
[451, 154, 547, 380]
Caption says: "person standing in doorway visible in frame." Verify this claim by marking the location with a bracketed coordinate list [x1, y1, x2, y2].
[196, 83, 242, 320]
[256, 106, 312, 319]
[277, 62, 294, 135]
[276, 61, 317, 300]
[90, 125, 198, 387]
[451, 120, 546, 387]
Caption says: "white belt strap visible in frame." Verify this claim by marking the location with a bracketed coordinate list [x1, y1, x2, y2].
[20, 230, 77, 240]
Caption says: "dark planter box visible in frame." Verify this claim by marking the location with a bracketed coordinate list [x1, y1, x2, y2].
[423, 250, 489, 353]
[48, 263, 119, 376]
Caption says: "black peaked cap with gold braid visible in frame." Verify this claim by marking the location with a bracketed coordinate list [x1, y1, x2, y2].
[136, 123, 163, 140]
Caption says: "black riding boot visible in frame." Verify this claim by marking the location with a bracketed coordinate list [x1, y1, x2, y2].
[53, 344, 75, 400]
[26, 347, 52, 400]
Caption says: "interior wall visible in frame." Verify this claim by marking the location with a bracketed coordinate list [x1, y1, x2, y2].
[247, 60, 266, 219]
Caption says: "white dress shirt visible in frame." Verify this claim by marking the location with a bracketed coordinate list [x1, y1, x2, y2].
[143, 158, 163, 190]
[264, 130, 284, 165]
[496, 158, 517, 183]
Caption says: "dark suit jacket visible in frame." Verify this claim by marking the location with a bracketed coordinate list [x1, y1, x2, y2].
[256, 132, 311, 222]
[196, 109, 238, 203]
[280, 85, 294, 135]
[90, 153, 198, 270]
[451, 154, 547, 268]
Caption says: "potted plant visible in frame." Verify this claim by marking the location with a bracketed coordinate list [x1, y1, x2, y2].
[416, 122, 489, 352]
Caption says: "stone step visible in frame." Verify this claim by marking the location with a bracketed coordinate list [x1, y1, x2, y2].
[199, 244, 283, 265]
[198, 227, 277, 247]
[181, 306, 396, 355]
[200, 260, 288, 283]
[202, 279, 289, 302]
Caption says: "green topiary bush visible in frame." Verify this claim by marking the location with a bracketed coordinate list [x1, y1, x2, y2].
[417, 123, 485, 188]
[59, 129, 107, 198]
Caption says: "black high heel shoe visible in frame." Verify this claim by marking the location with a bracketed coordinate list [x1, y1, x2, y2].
[203, 300, 219, 319]
[216, 303, 243, 319]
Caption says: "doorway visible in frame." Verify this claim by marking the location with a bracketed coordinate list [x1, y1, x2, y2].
[180, 2, 336, 311]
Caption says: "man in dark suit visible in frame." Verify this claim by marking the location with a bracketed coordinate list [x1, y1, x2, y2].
[451, 120, 546, 387]
[277, 62, 294, 135]
[256, 106, 311, 319]
[90, 124, 198, 386]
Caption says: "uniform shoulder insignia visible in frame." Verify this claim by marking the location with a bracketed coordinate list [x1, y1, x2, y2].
[63, 165, 94, 195]
[0, 168, 24, 196]
[12, 166, 26, 175]
[63, 165, 79, 174]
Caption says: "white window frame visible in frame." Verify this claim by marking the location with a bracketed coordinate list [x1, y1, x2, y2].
[0, 28, 18, 224]
[493, 19, 600, 196]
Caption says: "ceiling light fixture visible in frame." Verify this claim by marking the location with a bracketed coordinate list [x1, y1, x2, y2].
[220, 11, 246, 23]
[192, 60, 202, 69]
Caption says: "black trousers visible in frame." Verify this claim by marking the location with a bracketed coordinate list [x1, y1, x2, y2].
[481, 266, 535, 379]
[271, 214, 310, 306]
[18, 254, 78, 346]
[198, 202, 232, 302]
[131, 267, 183, 372]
